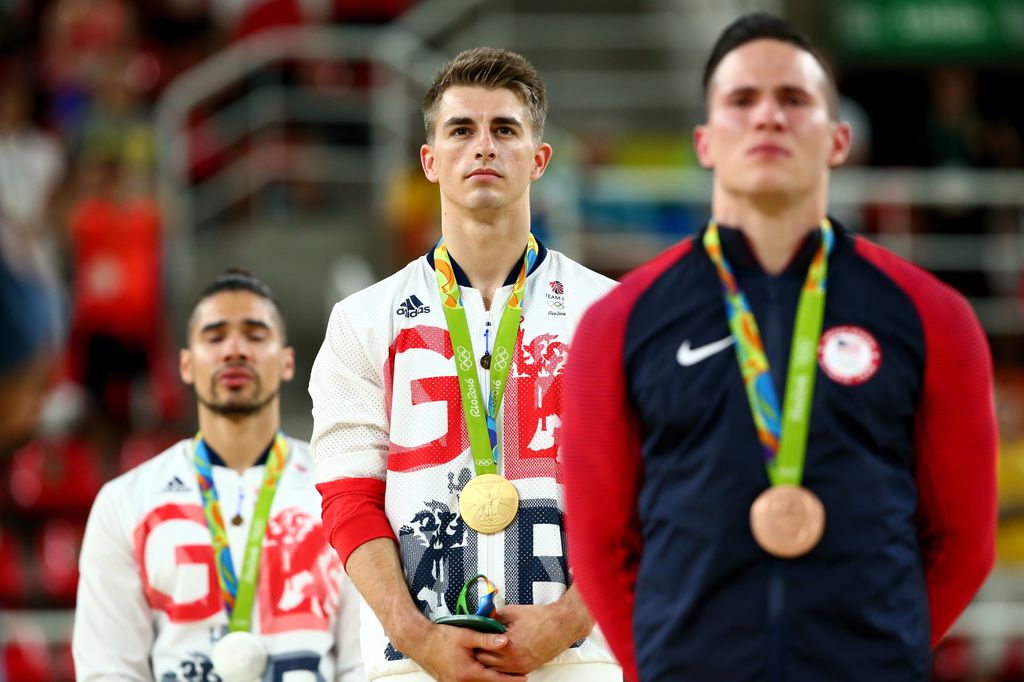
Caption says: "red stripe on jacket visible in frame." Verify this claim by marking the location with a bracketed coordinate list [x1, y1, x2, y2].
[855, 237, 997, 644]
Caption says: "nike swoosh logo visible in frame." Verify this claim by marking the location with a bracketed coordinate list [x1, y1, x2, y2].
[677, 336, 735, 367]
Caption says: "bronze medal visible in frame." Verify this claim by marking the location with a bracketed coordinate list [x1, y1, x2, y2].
[749, 485, 825, 558]
[459, 474, 519, 534]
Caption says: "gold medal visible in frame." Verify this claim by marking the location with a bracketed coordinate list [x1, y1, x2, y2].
[459, 474, 519, 534]
[749, 485, 825, 558]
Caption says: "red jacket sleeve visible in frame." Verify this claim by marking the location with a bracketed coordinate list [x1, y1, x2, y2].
[856, 239, 997, 644]
[562, 242, 691, 681]
[318, 477, 396, 569]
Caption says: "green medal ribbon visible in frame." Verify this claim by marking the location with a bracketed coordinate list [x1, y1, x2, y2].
[703, 220, 833, 486]
[433, 234, 538, 476]
[192, 432, 289, 631]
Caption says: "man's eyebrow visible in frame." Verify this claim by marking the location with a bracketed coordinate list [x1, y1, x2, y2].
[199, 319, 272, 334]
[777, 84, 813, 96]
[492, 116, 523, 128]
[442, 116, 524, 128]
[199, 320, 227, 334]
[443, 116, 475, 128]
[242, 319, 272, 331]
[723, 85, 759, 97]
[721, 84, 813, 98]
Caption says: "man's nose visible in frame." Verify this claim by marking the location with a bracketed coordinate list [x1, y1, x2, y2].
[475, 130, 497, 159]
[222, 336, 250, 361]
[753, 99, 786, 131]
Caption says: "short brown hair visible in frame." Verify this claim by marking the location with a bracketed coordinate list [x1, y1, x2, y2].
[422, 47, 548, 143]
[703, 13, 839, 120]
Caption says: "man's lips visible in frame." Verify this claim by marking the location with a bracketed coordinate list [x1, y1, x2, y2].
[467, 168, 502, 179]
[217, 367, 254, 387]
[747, 143, 791, 158]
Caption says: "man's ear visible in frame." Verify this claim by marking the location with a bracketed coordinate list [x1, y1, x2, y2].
[281, 347, 296, 382]
[828, 121, 852, 168]
[531, 142, 553, 181]
[179, 349, 193, 385]
[420, 144, 439, 183]
[694, 125, 714, 170]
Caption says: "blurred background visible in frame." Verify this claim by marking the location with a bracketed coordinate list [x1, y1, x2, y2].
[0, 0, 1022, 679]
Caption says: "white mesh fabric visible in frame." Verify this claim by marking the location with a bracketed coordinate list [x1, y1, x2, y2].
[309, 252, 620, 677]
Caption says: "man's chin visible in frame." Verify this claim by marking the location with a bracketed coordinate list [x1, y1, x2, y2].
[462, 190, 513, 210]
[197, 391, 276, 418]
[208, 402, 265, 417]
[732, 180, 806, 206]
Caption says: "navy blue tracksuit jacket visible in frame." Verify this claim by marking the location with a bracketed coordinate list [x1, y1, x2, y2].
[562, 222, 996, 681]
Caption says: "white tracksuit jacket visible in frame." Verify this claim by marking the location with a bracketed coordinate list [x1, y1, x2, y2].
[73, 436, 364, 682]
[310, 246, 619, 679]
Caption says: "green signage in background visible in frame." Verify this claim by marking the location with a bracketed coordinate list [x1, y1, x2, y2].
[833, 0, 1024, 61]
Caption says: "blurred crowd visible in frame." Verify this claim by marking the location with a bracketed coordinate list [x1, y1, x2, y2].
[0, 1, 1023, 680]
[0, 2, 410, 679]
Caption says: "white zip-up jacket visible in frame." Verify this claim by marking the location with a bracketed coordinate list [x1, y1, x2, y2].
[73, 436, 364, 681]
[310, 245, 618, 679]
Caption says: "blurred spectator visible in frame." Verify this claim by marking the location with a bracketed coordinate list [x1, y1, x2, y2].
[65, 154, 162, 437]
[385, 162, 440, 264]
[77, 50, 155, 176]
[0, 212, 60, 458]
[0, 80, 65, 238]
[921, 68, 992, 298]
[39, 0, 138, 142]
[927, 68, 984, 168]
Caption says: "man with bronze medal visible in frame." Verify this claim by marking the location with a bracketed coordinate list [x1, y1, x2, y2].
[561, 13, 997, 682]
[310, 49, 620, 680]
[74, 271, 364, 681]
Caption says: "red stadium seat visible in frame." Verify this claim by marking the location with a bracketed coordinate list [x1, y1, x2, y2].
[33, 519, 85, 606]
[53, 636, 76, 682]
[0, 526, 28, 606]
[118, 430, 182, 474]
[6, 438, 106, 516]
[2, 619, 51, 682]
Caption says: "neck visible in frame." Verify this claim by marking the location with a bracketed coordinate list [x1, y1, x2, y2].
[440, 202, 531, 309]
[712, 186, 827, 274]
[197, 404, 280, 473]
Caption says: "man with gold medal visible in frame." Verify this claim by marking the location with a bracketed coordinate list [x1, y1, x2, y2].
[310, 48, 620, 681]
[561, 13, 997, 682]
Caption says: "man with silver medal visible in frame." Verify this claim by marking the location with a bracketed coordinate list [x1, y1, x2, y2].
[73, 270, 363, 682]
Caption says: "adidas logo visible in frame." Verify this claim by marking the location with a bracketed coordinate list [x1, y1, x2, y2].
[396, 295, 430, 318]
[164, 476, 191, 493]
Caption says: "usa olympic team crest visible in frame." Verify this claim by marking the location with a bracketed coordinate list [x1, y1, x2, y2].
[818, 326, 881, 385]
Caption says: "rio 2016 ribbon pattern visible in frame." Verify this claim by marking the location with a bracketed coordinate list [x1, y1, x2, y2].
[192, 432, 289, 631]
